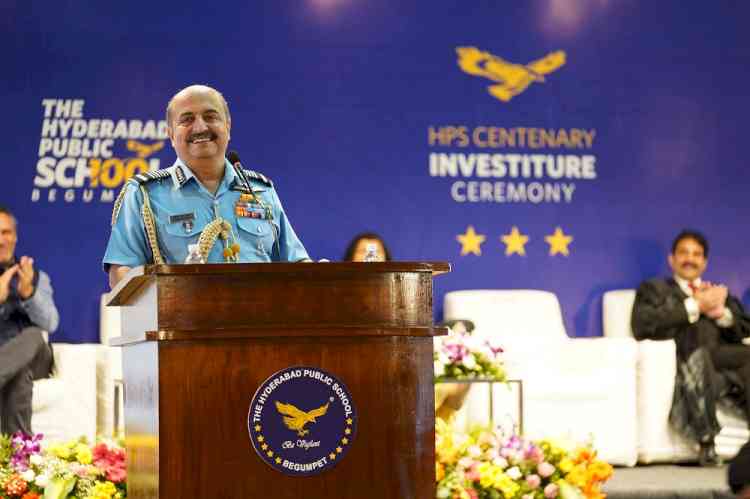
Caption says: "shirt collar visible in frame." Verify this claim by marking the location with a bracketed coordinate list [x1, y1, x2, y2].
[170, 158, 238, 193]
[674, 275, 702, 295]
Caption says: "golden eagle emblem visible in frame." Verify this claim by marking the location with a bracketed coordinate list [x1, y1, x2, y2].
[275, 401, 329, 437]
[456, 47, 566, 102]
[126, 140, 164, 158]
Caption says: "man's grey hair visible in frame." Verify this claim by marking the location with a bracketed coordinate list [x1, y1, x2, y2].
[0, 206, 17, 228]
[165, 85, 231, 127]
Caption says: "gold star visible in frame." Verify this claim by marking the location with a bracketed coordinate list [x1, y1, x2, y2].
[336, 447, 342, 453]
[329, 453, 336, 460]
[275, 457, 282, 464]
[345, 428, 351, 435]
[267, 450, 274, 457]
[342, 438, 349, 445]
[456, 225, 486, 256]
[257, 435, 264, 442]
[346, 418, 353, 425]
[254, 425, 261, 432]
[261, 443, 268, 451]
[545, 227, 573, 256]
[501, 226, 529, 256]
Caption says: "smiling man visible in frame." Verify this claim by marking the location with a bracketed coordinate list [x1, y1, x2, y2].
[0, 206, 58, 435]
[632, 229, 750, 466]
[103, 85, 309, 288]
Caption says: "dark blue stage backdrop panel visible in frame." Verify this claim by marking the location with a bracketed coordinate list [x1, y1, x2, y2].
[2, 2, 749, 343]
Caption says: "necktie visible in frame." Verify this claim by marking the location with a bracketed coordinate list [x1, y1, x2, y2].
[688, 281, 699, 295]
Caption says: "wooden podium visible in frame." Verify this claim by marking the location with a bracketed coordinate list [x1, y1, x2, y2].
[107, 262, 449, 499]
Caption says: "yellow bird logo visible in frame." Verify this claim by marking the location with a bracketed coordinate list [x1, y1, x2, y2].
[275, 401, 329, 437]
[456, 47, 566, 102]
[126, 140, 164, 158]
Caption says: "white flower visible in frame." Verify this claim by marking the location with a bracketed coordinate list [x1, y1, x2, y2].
[29, 454, 43, 465]
[434, 360, 445, 377]
[21, 469, 35, 481]
[462, 353, 477, 370]
[506, 466, 522, 480]
[492, 457, 508, 469]
[467, 445, 482, 458]
[35, 473, 49, 487]
[438, 352, 450, 365]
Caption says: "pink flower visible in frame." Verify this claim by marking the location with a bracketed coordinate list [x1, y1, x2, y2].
[544, 483, 559, 498]
[466, 488, 479, 499]
[537, 462, 555, 478]
[465, 463, 481, 482]
[92, 443, 127, 483]
[526, 474, 541, 489]
[526, 445, 545, 463]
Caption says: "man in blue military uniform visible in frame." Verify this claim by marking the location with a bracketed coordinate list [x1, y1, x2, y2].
[104, 85, 309, 288]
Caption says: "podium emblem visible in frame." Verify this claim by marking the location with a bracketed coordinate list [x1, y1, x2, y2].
[248, 366, 358, 476]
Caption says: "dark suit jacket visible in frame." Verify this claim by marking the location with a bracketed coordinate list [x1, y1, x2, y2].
[632, 277, 750, 359]
[632, 277, 750, 442]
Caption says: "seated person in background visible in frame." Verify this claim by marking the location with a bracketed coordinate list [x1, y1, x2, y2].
[632, 229, 750, 466]
[103, 84, 309, 289]
[0, 206, 57, 435]
[343, 232, 391, 262]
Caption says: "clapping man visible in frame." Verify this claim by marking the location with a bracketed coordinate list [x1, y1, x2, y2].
[0, 207, 57, 435]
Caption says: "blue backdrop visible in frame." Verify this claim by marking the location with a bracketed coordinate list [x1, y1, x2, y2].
[3, 1, 750, 343]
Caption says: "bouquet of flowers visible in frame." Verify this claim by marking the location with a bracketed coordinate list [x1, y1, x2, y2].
[0, 432, 126, 499]
[435, 419, 613, 499]
[434, 326, 505, 382]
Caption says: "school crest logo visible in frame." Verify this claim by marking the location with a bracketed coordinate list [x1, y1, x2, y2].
[248, 366, 357, 476]
[456, 47, 566, 102]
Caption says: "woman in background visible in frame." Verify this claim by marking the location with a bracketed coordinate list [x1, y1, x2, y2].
[343, 232, 392, 262]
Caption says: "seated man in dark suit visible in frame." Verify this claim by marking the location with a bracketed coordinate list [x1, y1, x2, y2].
[632, 229, 750, 466]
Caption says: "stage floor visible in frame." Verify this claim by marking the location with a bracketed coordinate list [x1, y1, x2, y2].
[602, 465, 734, 499]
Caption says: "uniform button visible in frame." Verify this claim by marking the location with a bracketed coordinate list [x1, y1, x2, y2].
[257, 226, 262, 233]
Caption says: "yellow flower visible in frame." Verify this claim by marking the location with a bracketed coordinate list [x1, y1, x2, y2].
[436, 462, 445, 482]
[565, 464, 588, 489]
[86, 481, 117, 499]
[558, 457, 574, 473]
[75, 443, 93, 464]
[588, 460, 613, 482]
[49, 444, 71, 460]
[495, 474, 520, 498]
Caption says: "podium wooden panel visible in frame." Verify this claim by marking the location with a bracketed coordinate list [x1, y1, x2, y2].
[107, 262, 449, 499]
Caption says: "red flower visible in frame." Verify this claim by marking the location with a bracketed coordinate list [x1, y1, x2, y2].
[22, 492, 41, 499]
[92, 443, 127, 483]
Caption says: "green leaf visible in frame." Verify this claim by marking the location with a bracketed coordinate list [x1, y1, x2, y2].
[43, 476, 77, 499]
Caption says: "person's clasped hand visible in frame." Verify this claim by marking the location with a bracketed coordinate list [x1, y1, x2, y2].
[0, 256, 35, 304]
[695, 281, 728, 319]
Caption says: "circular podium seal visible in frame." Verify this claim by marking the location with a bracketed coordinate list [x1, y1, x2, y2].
[248, 366, 357, 476]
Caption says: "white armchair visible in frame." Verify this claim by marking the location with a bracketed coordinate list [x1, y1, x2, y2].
[444, 290, 638, 466]
[603, 289, 749, 463]
[32, 342, 99, 442]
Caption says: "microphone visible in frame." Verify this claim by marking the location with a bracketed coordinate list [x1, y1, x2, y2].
[227, 150, 242, 167]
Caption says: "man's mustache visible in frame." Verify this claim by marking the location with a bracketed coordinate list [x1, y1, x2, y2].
[681, 263, 698, 269]
[187, 132, 217, 143]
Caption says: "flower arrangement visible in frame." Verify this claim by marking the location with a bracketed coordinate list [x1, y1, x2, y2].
[434, 325, 505, 382]
[435, 419, 613, 499]
[0, 433, 126, 499]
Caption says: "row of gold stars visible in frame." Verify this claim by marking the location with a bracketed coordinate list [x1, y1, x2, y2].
[253, 418, 354, 464]
[457, 225, 573, 257]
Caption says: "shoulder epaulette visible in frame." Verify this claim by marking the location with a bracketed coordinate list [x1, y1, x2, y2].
[243, 169, 273, 188]
[132, 169, 172, 185]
